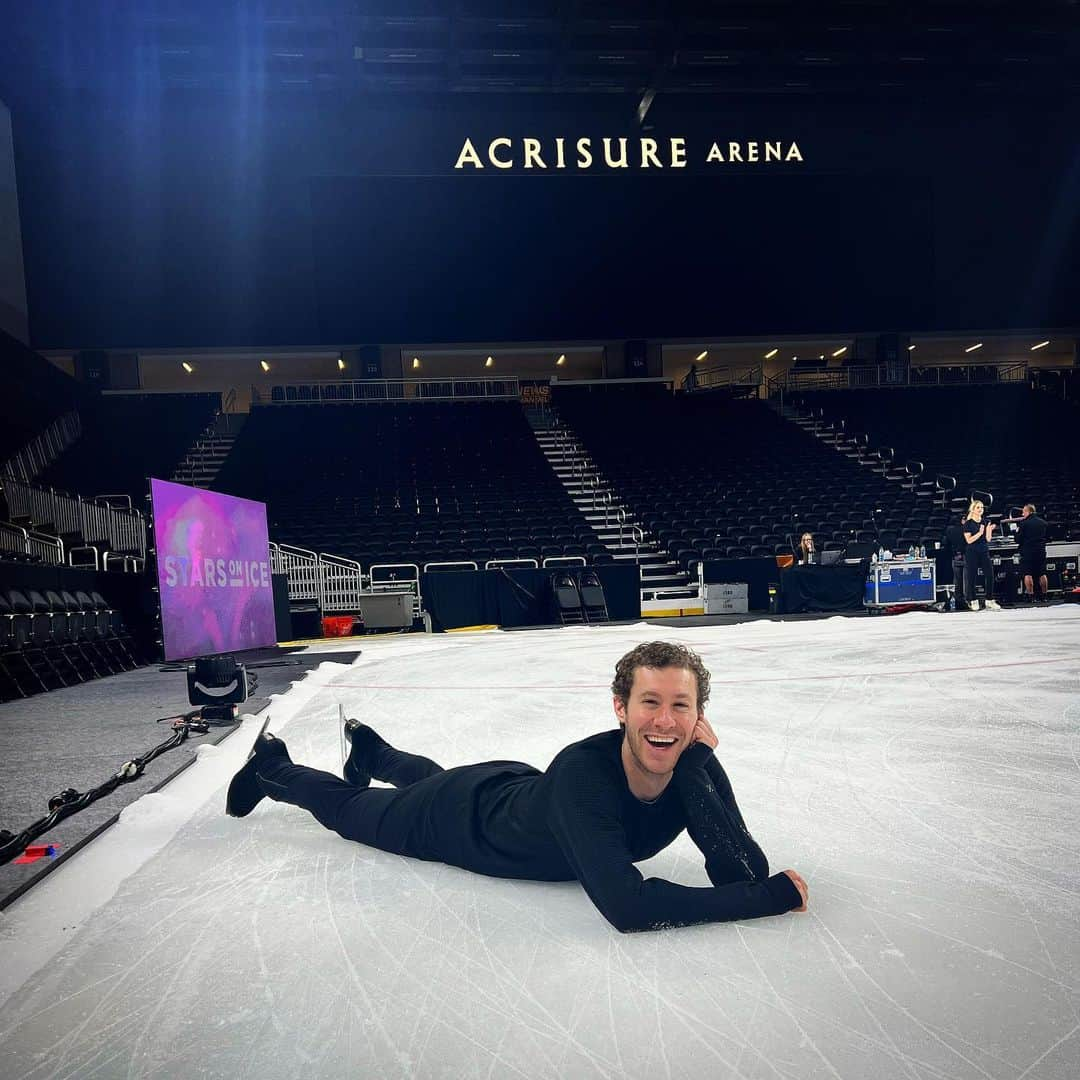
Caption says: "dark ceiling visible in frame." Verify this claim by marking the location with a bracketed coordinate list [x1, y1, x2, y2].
[2, 1, 1078, 106]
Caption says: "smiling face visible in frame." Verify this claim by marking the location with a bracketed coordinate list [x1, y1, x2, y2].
[614, 665, 703, 801]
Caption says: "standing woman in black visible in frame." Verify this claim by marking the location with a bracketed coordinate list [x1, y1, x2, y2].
[962, 499, 1000, 610]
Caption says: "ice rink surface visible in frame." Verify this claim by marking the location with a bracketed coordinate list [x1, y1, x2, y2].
[1, 608, 1078, 1080]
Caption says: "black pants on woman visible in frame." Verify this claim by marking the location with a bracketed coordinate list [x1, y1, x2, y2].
[256, 737, 446, 856]
[964, 546, 994, 606]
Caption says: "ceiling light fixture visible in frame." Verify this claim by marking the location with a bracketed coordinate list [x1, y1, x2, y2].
[1030, 340, 1050, 351]
[412, 357, 420, 369]
[485, 356, 494, 368]
[337, 357, 346, 371]
[964, 343, 983, 353]
[556, 354, 566, 365]
[695, 350, 708, 362]
[181, 361, 194, 374]
[765, 348, 778, 359]
[260, 360, 271, 372]
[831, 346, 847, 357]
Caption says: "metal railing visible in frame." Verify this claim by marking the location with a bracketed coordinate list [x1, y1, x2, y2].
[368, 563, 422, 620]
[254, 377, 521, 406]
[683, 364, 764, 393]
[423, 560, 479, 573]
[780, 361, 1028, 393]
[269, 542, 321, 600]
[1, 477, 146, 564]
[600, 490, 615, 526]
[2, 410, 82, 483]
[0, 521, 64, 564]
[320, 552, 366, 612]
[543, 555, 587, 568]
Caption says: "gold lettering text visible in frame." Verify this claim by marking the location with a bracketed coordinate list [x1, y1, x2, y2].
[454, 138, 484, 169]
[489, 137, 513, 169]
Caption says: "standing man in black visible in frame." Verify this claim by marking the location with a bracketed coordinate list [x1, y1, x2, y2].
[1016, 503, 1050, 602]
[963, 499, 1000, 611]
[225, 641, 808, 933]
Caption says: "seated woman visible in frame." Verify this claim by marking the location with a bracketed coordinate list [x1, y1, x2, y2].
[793, 531, 816, 565]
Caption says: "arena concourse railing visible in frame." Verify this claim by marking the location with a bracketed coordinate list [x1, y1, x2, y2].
[767, 360, 1028, 395]
[253, 377, 521, 406]
[681, 364, 763, 393]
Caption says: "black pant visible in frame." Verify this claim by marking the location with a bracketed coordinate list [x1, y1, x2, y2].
[964, 547, 994, 604]
[256, 738, 444, 855]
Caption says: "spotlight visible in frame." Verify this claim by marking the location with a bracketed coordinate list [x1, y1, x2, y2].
[695, 350, 708, 362]
[964, 343, 983, 353]
[765, 348, 778, 359]
[260, 360, 271, 372]
[485, 356, 494, 368]
[412, 357, 420, 369]
[337, 357, 346, 371]
[831, 346, 847, 357]
[181, 361, 194, 374]
[556, 354, 566, 366]
[1030, 340, 1050, 351]
[908, 344, 916, 351]
[187, 655, 258, 724]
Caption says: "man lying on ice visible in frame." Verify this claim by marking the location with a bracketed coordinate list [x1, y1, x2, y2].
[227, 640, 807, 932]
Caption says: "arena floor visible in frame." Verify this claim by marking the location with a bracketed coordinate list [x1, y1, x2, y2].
[1, 608, 1078, 1080]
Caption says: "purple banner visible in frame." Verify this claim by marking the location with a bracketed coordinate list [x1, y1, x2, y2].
[150, 478, 277, 661]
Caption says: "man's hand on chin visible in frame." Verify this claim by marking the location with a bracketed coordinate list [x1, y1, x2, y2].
[691, 716, 718, 749]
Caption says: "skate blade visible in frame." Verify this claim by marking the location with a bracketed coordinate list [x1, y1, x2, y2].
[246, 714, 272, 760]
[338, 703, 347, 773]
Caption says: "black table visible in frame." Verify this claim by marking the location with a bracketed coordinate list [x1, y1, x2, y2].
[420, 564, 640, 630]
[779, 563, 867, 614]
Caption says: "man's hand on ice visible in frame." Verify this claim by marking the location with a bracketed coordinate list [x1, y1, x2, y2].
[783, 870, 808, 911]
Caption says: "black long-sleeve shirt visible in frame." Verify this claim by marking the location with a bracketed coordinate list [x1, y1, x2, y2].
[396, 730, 801, 932]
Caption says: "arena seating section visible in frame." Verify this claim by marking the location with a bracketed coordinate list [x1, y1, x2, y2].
[212, 401, 602, 568]
[0, 585, 141, 702]
[35, 392, 220, 504]
[551, 383, 950, 571]
[795, 386, 1080, 541]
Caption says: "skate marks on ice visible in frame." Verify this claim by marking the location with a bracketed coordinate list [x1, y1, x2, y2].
[0, 612, 1078, 1078]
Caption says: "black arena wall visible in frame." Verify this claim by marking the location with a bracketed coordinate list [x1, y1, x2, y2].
[9, 93, 1080, 348]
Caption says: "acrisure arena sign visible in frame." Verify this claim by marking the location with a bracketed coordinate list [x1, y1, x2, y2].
[454, 136, 804, 170]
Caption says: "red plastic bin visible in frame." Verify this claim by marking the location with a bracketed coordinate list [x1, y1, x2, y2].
[321, 616, 355, 637]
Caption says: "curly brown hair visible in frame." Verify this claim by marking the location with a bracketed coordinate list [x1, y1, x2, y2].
[611, 642, 710, 710]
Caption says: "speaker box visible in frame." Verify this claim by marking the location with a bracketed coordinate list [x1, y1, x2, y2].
[75, 350, 110, 388]
[624, 339, 647, 378]
[360, 345, 382, 380]
[271, 574, 292, 641]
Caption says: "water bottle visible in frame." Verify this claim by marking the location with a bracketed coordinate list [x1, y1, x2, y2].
[919, 543, 926, 559]
[878, 545, 885, 563]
